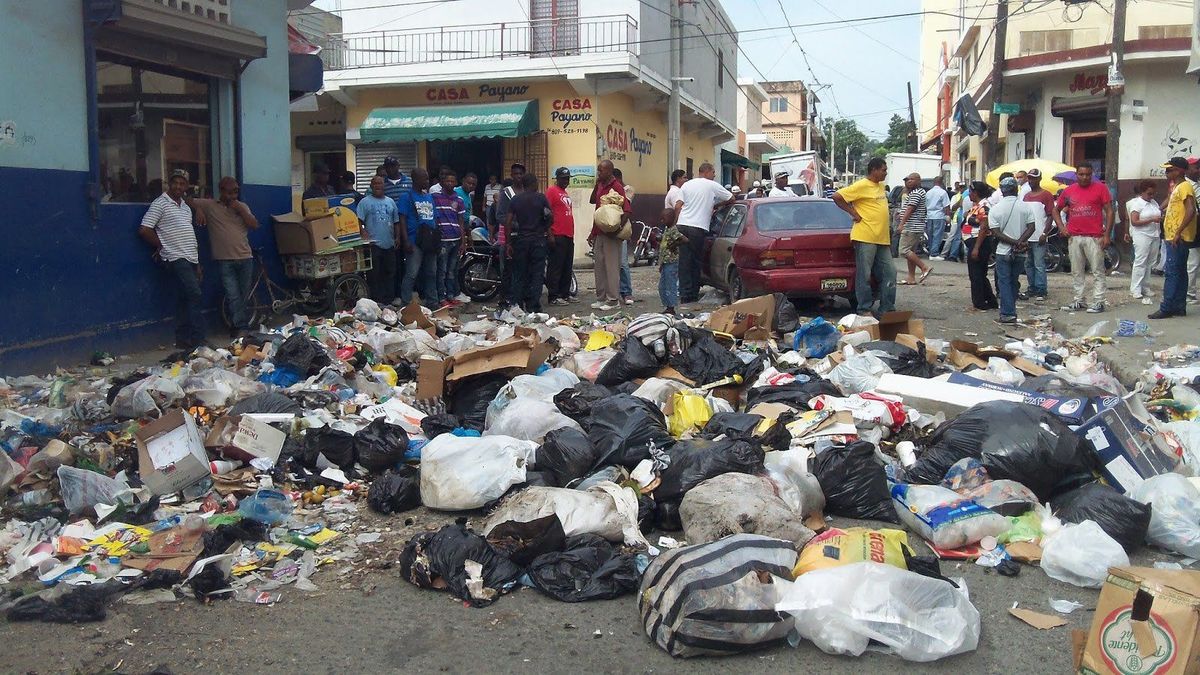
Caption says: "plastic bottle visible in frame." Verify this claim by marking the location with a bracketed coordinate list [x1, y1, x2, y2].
[7, 489, 53, 508]
[210, 460, 239, 475]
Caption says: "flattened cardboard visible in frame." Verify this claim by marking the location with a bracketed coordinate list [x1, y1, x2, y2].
[399, 299, 436, 335]
[416, 335, 553, 399]
[1009, 607, 1068, 629]
[123, 526, 204, 574]
[134, 409, 210, 496]
[875, 373, 1024, 418]
[1081, 566, 1200, 675]
[707, 295, 775, 338]
[948, 340, 1049, 376]
[205, 415, 286, 466]
[1005, 541, 1043, 564]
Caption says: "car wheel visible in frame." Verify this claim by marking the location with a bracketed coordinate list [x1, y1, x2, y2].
[728, 268, 744, 302]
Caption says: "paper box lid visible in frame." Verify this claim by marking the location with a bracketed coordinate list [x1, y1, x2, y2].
[205, 415, 286, 466]
[134, 409, 210, 495]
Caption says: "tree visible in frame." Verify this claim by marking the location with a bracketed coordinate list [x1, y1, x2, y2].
[874, 114, 915, 156]
[821, 118, 871, 175]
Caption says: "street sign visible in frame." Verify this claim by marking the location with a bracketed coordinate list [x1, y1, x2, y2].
[992, 102, 1020, 115]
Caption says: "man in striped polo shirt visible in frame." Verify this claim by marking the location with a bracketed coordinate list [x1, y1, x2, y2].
[139, 170, 205, 350]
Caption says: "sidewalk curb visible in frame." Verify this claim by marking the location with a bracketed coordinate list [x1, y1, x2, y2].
[1093, 342, 1144, 390]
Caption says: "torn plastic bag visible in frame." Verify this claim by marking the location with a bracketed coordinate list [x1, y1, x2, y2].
[354, 297, 381, 322]
[57, 465, 125, 514]
[701, 412, 764, 440]
[905, 401, 1095, 500]
[482, 481, 647, 546]
[6, 579, 127, 623]
[669, 328, 762, 385]
[654, 438, 766, 503]
[588, 394, 674, 468]
[486, 515, 568, 567]
[1131, 473, 1200, 558]
[111, 376, 184, 419]
[448, 373, 509, 432]
[367, 466, 421, 514]
[596, 337, 661, 386]
[773, 293, 800, 333]
[398, 523, 524, 607]
[355, 417, 410, 473]
[183, 369, 265, 407]
[493, 369, 580, 404]
[273, 333, 330, 377]
[528, 533, 640, 602]
[419, 434, 532, 511]
[631, 377, 689, 407]
[484, 398, 582, 443]
[667, 391, 713, 437]
[827, 349, 891, 395]
[680, 472, 816, 546]
[890, 483, 1011, 549]
[763, 449, 825, 517]
[537, 427, 601, 488]
[420, 413, 460, 439]
[228, 392, 302, 416]
[958, 479, 1039, 516]
[745, 379, 841, 410]
[859, 341, 939, 378]
[563, 348, 617, 382]
[640, 534, 799, 658]
[941, 457, 990, 492]
[811, 441, 899, 522]
[794, 317, 840, 358]
[552, 382, 611, 428]
[1051, 481, 1151, 552]
[301, 427, 357, 473]
[777, 562, 981, 662]
[1040, 520, 1129, 588]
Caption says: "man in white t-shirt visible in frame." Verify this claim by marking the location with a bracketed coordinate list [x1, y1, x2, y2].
[673, 162, 735, 304]
[989, 176, 1036, 324]
[768, 171, 796, 197]
[664, 169, 686, 210]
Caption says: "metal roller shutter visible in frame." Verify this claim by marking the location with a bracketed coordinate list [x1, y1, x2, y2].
[353, 142, 417, 193]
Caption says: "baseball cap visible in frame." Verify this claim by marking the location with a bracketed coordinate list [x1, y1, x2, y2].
[554, 167, 571, 179]
[1188, 156, 1200, 166]
[752, 180, 762, 187]
[1162, 157, 1188, 170]
[170, 169, 190, 181]
[774, 171, 789, 180]
[1026, 168, 1042, 178]
[731, 185, 741, 193]
[382, 156, 400, 166]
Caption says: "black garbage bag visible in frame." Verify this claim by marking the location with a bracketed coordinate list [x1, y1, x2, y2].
[449, 373, 509, 432]
[355, 417, 410, 473]
[773, 293, 800, 333]
[757, 411, 797, 452]
[588, 394, 674, 468]
[486, 515, 568, 567]
[596, 337, 660, 386]
[745, 379, 841, 409]
[811, 441, 899, 522]
[420, 413, 460, 439]
[274, 332, 330, 377]
[669, 328, 761, 385]
[398, 523, 524, 607]
[656, 499, 683, 531]
[906, 401, 1096, 500]
[202, 521, 268, 558]
[367, 466, 421, 514]
[228, 392, 303, 416]
[637, 493, 656, 533]
[6, 580, 127, 623]
[1053, 482, 1152, 552]
[528, 534, 640, 602]
[860, 341, 940, 378]
[189, 565, 233, 602]
[553, 382, 612, 428]
[701, 412, 764, 441]
[654, 439, 766, 503]
[301, 427, 357, 472]
[538, 427, 601, 488]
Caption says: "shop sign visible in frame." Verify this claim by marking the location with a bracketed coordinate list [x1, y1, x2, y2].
[424, 83, 531, 102]
[564, 164, 595, 189]
[550, 98, 594, 131]
[1068, 72, 1108, 96]
[605, 120, 656, 166]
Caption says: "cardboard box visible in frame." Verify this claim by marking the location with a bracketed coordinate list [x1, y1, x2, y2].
[416, 335, 554, 399]
[304, 195, 364, 242]
[707, 295, 775, 338]
[947, 340, 1049, 376]
[134, 409, 211, 496]
[894, 333, 940, 364]
[651, 366, 742, 408]
[945, 372, 1119, 426]
[205, 415, 287, 466]
[845, 310, 925, 341]
[874, 373, 1025, 418]
[303, 194, 358, 216]
[1080, 566, 1200, 675]
[273, 212, 341, 254]
[1077, 403, 1182, 494]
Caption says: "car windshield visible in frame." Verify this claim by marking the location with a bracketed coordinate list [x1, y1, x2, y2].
[754, 201, 852, 232]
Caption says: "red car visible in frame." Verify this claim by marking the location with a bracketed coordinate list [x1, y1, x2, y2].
[700, 196, 856, 304]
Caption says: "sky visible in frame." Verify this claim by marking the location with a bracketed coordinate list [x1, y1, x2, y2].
[725, 0, 923, 140]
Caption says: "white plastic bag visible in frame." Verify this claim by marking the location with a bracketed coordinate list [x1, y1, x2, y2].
[419, 435, 532, 511]
[436, 332, 479, 356]
[548, 325, 582, 354]
[890, 483, 1010, 549]
[777, 562, 981, 662]
[182, 369, 265, 407]
[632, 377, 689, 407]
[1166, 421, 1200, 469]
[483, 398, 581, 442]
[494, 369, 579, 402]
[763, 450, 825, 517]
[680, 473, 816, 546]
[1040, 520, 1129, 588]
[1130, 473, 1200, 558]
[353, 297, 381, 322]
[482, 481, 647, 546]
[985, 356, 1025, 386]
[828, 348, 891, 395]
[57, 465, 125, 514]
[111, 376, 184, 418]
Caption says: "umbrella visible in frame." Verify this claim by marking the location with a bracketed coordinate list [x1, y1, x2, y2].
[1053, 170, 1077, 185]
[985, 159, 1075, 194]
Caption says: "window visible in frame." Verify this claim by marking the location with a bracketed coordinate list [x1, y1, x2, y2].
[719, 205, 748, 238]
[754, 201, 852, 232]
[1018, 29, 1073, 56]
[710, 205, 730, 232]
[97, 54, 213, 203]
[718, 50, 724, 89]
[1138, 24, 1191, 40]
[769, 97, 789, 113]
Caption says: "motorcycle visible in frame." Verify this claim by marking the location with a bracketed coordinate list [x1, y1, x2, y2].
[458, 227, 578, 303]
[985, 224, 1121, 273]
[630, 220, 661, 266]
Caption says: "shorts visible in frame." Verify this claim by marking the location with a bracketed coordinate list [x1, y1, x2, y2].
[899, 231, 924, 255]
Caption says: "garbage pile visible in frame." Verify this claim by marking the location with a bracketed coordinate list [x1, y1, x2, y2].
[3, 293, 1200, 664]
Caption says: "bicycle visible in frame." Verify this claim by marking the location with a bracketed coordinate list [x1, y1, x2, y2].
[220, 248, 367, 329]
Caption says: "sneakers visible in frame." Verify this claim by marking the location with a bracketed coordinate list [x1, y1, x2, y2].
[1017, 292, 1030, 301]
[1086, 303, 1105, 313]
[549, 298, 569, 306]
[623, 297, 635, 306]
[1148, 310, 1178, 319]
[1061, 301, 1087, 311]
[591, 301, 616, 311]
[1034, 295, 1046, 303]
[995, 316, 1018, 325]
[930, 256, 944, 262]
[1188, 291, 1198, 300]
[1130, 292, 1144, 300]
[454, 293, 471, 304]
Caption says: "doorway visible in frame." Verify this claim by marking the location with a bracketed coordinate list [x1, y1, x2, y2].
[1065, 117, 1106, 180]
[427, 138, 504, 217]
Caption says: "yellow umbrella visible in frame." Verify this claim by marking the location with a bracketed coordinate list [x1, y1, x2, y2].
[986, 159, 1074, 194]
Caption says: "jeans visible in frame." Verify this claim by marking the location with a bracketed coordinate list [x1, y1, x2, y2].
[926, 218, 947, 258]
[216, 258, 254, 329]
[508, 235, 548, 312]
[620, 239, 633, 298]
[367, 244, 398, 304]
[659, 261, 679, 309]
[436, 241, 461, 302]
[1129, 228, 1160, 297]
[679, 225, 708, 303]
[946, 225, 963, 260]
[966, 237, 997, 310]
[1068, 235, 1106, 306]
[167, 258, 204, 348]
[545, 234, 574, 301]
[1160, 240, 1190, 315]
[1024, 241, 1048, 297]
[853, 242, 897, 313]
[1189, 248, 1199, 294]
[995, 252, 1023, 319]
[401, 245, 436, 307]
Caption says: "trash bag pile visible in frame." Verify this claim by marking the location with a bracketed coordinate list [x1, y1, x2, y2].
[2, 293, 1199, 665]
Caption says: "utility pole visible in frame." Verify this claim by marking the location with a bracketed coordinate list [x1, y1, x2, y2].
[1104, 0, 1128, 196]
[829, 119, 837, 182]
[667, 0, 681, 178]
[906, 82, 918, 153]
[986, 0, 1008, 168]
[804, 87, 812, 151]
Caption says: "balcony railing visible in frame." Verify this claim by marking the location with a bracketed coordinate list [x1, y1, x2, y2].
[319, 14, 637, 70]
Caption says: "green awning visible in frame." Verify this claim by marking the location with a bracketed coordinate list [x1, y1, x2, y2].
[720, 148, 752, 169]
[359, 100, 540, 143]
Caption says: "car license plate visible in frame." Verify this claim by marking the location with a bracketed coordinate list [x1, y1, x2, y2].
[821, 278, 848, 292]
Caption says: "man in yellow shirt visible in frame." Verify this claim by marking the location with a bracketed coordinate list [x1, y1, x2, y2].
[1151, 157, 1198, 319]
[833, 157, 895, 315]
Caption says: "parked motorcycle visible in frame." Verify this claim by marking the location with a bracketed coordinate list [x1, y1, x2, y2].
[629, 220, 661, 266]
[986, 224, 1121, 273]
[458, 227, 578, 303]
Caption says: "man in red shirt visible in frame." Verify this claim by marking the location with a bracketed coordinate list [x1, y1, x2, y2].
[1053, 164, 1113, 312]
[545, 167, 577, 306]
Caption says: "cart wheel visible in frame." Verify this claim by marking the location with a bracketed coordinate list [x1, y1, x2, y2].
[298, 283, 331, 316]
[329, 274, 369, 313]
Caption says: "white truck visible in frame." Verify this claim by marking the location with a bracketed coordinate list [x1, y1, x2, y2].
[768, 151, 826, 196]
[884, 152, 942, 188]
